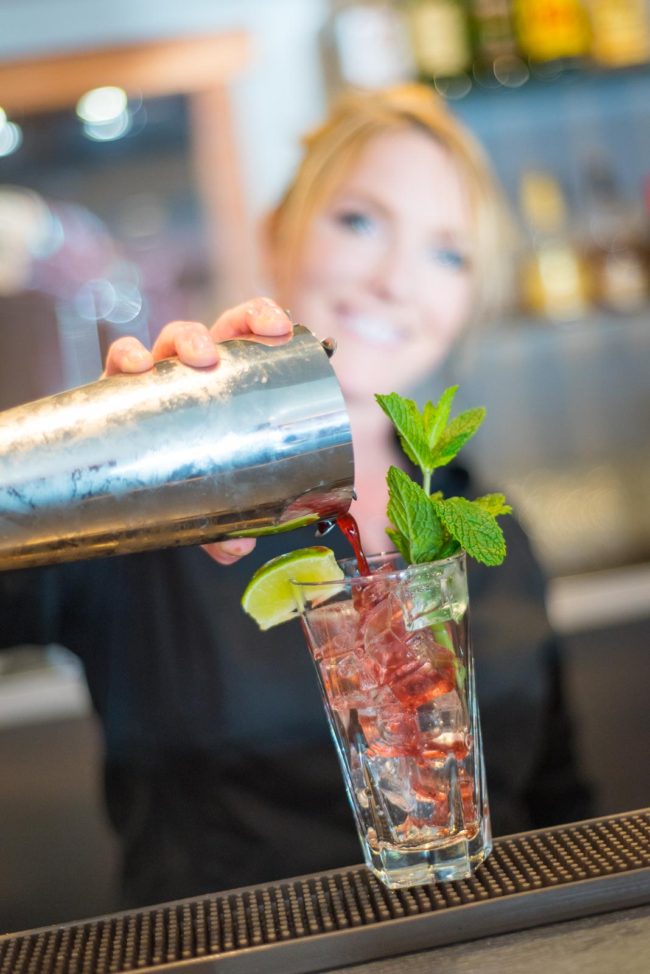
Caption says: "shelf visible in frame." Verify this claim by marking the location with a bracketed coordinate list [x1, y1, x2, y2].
[442, 58, 650, 108]
[481, 307, 650, 343]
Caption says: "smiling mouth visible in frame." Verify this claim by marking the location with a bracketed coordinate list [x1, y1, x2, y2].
[341, 314, 408, 347]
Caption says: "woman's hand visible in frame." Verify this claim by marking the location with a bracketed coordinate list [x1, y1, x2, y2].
[103, 295, 292, 375]
[102, 297, 293, 565]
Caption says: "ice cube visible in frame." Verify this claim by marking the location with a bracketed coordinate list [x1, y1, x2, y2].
[400, 564, 468, 631]
[352, 564, 395, 615]
[409, 761, 452, 830]
[363, 592, 406, 644]
[386, 630, 456, 708]
[320, 649, 376, 709]
[417, 689, 467, 734]
[441, 563, 469, 623]
[364, 753, 415, 816]
[399, 573, 443, 631]
[359, 689, 418, 759]
[362, 594, 411, 683]
[305, 600, 359, 660]
[417, 690, 471, 760]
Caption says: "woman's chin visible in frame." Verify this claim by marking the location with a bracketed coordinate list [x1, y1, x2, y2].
[337, 371, 376, 402]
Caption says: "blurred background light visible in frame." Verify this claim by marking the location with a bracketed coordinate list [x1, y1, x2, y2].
[104, 281, 143, 324]
[74, 269, 143, 325]
[493, 54, 530, 88]
[433, 73, 472, 100]
[0, 120, 23, 157]
[76, 86, 128, 124]
[81, 112, 132, 142]
[76, 86, 132, 142]
[73, 278, 117, 321]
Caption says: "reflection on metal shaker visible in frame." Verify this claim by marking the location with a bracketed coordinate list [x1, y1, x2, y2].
[0, 325, 355, 569]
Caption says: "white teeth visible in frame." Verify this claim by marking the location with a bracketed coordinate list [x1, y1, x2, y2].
[343, 316, 403, 346]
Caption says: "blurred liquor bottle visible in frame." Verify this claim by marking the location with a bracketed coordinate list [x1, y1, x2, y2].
[513, 0, 591, 69]
[468, 0, 529, 88]
[644, 174, 650, 279]
[581, 157, 648, 314]
[404, 0, 474, 96]
[518, 169, 590, 321]
[586, 0, 650, 68]
[320, 0, 414, 95]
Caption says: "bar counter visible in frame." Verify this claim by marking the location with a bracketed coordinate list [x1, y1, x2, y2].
[331, 903, 650, 973]
[1, 809, 648, 974]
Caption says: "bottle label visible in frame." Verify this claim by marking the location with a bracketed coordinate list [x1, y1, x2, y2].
[408, 1, 471, 77]
[472, 0, 518, 58]
[589, 0, 650, 67]
[599, 252, 648, 312]
[334, 7, 413, 87]
[514, 0, 590, 61]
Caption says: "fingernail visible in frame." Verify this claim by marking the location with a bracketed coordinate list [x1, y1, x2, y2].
[259, 297, 286, 318]
[189, 333, 214, 352]
[124, 349, 151, 369]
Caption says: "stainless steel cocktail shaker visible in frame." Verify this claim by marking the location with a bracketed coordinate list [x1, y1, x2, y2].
[0, 325, 354, 569]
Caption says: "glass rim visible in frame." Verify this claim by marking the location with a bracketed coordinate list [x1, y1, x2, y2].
[290, 548, 466, 588]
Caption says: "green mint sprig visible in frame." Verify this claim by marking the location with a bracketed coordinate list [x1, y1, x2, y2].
[376, 386, 512, 567]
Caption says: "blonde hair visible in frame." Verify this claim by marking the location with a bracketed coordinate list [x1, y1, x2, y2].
[265, 83, 515, 321]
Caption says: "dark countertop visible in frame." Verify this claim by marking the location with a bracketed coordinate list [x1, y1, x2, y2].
[328, 903, 650, 974]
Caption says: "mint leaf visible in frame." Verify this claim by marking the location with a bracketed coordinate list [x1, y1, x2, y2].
[386, 466, 445, 564]
[423, 385, 457, 454]
[378, 386, 511, 571]
[474, 493, 513, 518]
[375, 393, 428, 472]
[434, 496, 507, 567]
[385, 527, 411, 563]
[436, 537, 462, 559]
[430, 407, 485, 469]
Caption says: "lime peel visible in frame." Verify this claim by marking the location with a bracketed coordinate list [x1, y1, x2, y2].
[241, 546, 343, 631]
[233, 513, 319, 538]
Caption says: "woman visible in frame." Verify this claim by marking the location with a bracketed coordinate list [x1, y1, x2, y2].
[110, 84, 513, 556]
[2, 85, 591, 908]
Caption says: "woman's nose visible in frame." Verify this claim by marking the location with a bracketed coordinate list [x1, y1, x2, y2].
[371, 242, 414, 302]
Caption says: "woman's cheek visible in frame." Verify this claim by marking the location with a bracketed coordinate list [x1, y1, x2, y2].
[436, 273, 473, 326]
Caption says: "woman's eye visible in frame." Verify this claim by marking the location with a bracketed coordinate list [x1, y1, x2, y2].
[431, 247, 469, 270]
[336, 211, 375, 235]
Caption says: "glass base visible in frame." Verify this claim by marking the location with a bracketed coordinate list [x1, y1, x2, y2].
[362, 824, 492, 888]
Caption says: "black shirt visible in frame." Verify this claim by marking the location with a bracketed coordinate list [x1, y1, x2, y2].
[0, 462, 591, 906]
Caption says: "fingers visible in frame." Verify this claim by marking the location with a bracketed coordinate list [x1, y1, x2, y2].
[202, 537, 257, 565]
[103, 337, 154, 377]
[152, 320, 220, 367]
[210, 296, 293, 343]
[102, 299, 292, 377]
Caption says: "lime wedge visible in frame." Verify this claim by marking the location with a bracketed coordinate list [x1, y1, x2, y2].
[241, 546, 343, 630]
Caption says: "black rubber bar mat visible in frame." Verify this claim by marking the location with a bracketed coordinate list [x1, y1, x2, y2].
[1, 809, 649, 974]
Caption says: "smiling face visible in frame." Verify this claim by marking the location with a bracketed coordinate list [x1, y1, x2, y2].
[283, 128, 476, 403]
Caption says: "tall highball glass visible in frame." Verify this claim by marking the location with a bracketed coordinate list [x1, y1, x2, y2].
[292, 551, 491, 889]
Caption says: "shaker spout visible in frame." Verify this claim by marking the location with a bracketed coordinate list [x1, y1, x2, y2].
[321, 337, 337, 358]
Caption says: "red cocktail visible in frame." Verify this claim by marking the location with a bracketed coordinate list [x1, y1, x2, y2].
[292, 548, 491, 888]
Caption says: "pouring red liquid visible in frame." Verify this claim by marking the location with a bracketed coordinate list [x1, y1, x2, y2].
[317, 511, 370, 576]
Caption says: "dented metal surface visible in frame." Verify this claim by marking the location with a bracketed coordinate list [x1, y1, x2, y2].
[0, 325, 354, 569]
